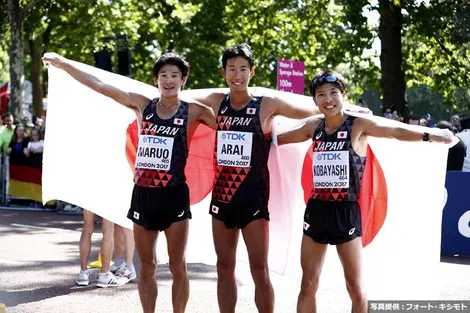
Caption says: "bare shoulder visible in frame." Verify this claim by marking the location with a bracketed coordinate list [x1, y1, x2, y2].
[308, 117, 322, 131]
[208, 92, 227, 104]
[257, 89, 276, 104]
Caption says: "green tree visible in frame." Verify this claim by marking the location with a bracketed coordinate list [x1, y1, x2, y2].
[404, 0, 470, 111]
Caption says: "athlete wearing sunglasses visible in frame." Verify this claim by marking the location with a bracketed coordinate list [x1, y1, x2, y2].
[276, 69, 454, 313]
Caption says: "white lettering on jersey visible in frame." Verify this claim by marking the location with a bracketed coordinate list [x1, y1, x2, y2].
[144, 124, 179, 136]
[219, 116, 252, 126]
[314, 141, 346, 151]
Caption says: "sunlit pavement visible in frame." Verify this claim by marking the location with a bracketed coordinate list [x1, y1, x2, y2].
[1, 209, 469, 313]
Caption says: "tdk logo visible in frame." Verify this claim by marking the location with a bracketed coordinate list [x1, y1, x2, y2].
[223, 133, 246, 141]
[148, 137, 168, 145]
[317, 153, 342, 161]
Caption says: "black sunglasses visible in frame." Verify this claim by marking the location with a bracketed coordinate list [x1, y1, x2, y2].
[309, 74, 340, 95]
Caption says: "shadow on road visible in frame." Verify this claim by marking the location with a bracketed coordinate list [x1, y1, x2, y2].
[1, 259, 217, 308]
[441, 255, 470, 265]
[0, 210, 84, 235]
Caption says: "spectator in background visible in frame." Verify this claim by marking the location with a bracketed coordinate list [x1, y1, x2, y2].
[391, 110, 401, 121]
[422, 113, 435, 127]
[408, 114, 420, 125]
[436, 121, 466, 171]
[358, 98, 368, 109]
[24, 127, 44, 168]
[0, 113, 15, 154]
[384, 108, 392, 119]
[456, 116, 470, 172]
[76, 210, 121, 288]
[450, 114, 462, 132]
[7, 124, 29, 166]
[34, 117, 46, 137]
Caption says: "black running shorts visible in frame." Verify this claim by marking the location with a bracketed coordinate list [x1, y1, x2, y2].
[209, 200, 269, 229]
[127, 183, 191, 231]
[303, 198, 362, 245]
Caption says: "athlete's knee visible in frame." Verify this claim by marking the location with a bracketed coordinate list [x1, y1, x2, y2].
[345, 279, 366, 301]
[249, 260, 270, 286]
[216, 257, 236, 279]
[299, 276, 320, 298]
[140, 258, 156, 279]
[169, 258, 187, 280]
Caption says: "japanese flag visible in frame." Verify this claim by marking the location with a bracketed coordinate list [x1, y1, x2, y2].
[247, 108, 256, 115]
[174, 118, 184, 125]
[211, 205, 219, 214]
[338, 131, 347, 139]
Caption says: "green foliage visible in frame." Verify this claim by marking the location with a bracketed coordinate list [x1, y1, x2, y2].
[0, 0, 8, 34]
[407, 85, 450, 122]
[0, 0, 468, 115]
[403, 0, 470, 109]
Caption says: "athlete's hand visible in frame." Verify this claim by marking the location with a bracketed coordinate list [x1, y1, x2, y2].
[42, 52, 67, 69]
[429, 129, 454, 144]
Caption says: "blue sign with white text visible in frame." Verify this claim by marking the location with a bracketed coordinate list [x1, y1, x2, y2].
[441, 172, 470, 256]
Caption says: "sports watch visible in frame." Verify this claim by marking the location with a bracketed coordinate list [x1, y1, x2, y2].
[422, 132, 431, 142]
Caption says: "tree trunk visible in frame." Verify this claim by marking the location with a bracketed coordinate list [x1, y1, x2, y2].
[7, 0, 25, 119]
[378, 0, 407, 118]
[29, 37, 43, 118]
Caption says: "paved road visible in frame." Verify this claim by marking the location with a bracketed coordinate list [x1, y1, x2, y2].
[0, 209, 469, 313]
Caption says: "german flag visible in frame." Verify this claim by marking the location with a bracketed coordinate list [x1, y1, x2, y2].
[8, 159, 42, 203]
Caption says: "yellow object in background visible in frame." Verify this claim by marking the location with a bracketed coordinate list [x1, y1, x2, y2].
[88, 253, 113, 268]
[0, 303, 6, 313]
[88, 253, 102, 268]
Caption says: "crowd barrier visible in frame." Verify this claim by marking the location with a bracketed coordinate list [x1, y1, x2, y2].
[441, 171, 470, 256]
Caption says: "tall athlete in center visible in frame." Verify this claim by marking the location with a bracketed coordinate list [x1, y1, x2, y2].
[184, 44, 366, 313]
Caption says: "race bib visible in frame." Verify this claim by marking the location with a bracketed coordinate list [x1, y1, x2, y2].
[135, 135, 174, 171]
[217, 131, 253, 168]
[313, 151, 349, 188]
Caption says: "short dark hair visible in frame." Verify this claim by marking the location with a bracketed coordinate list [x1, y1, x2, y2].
[310, 69, 347, 97]
[222, 43, 254, 69]
[460, 116, 470, 130]
[436, 120, 457, 133]
[408, 114, 420, 121]
[152, 52, 190, 78]
[2, 112, 12, 120]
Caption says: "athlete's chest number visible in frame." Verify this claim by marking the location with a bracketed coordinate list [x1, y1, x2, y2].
[313, 150, 350, 188]
[217, 131, 253, 168]
[135, 135, 174, 170]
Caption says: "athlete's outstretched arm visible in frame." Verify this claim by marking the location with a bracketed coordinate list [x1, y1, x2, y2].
[361, 118, 454, 143]
[181, 89, 228, 109]
[260, 89, 320, 119]
[42, 53, 149, 112]
[259, 88, 371, 120]
[276, 120, 317, 146]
